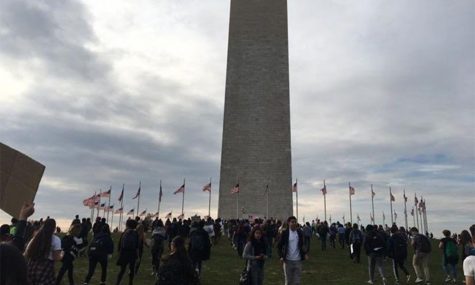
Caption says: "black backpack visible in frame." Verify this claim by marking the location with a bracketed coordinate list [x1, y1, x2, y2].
[191, 232, 205, 253]
[417, 234, 431, 253]
[121, 230, 138, 252]
[370, 233, 386, 255]
[392, 234, 408, 259]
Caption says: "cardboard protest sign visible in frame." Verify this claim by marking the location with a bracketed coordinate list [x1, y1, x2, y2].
[0, 143, 45, 218]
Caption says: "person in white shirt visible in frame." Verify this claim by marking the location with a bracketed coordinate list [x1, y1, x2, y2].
[24, 218, 63, 285]
[463, 225, 475, 285]
[277, 216, 309, 285]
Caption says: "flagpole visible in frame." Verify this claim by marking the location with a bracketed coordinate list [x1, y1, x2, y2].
[181, 178, 185, 216]
[323, 180, 327, 222]
[111, 206, 114, 230]
[120, 184, 124, 231]
[412, 207, 416, 228]
[96, 189, 102, 221]
[389, 187, 393, 225]
[371, 184, 375, 225]
[404, 189, 408, 231]
[349, 182, 352, 224]
[107, 186, 111, 224]
[382, 211, 385, 226]
[137, 181, 141, 218]
[419, 197, 424, 234]
[208, 178, 212, 218]
[415, 193, 420, 230]
[423, 200, 429, 234]
[158, 180, 162, 218]
[236, 191, 239, 219]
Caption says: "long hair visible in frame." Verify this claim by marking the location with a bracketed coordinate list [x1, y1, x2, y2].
[170, 236, 188, 261]
[24, 218, 56, 261]
[247, 226, 263, 243]
[460, 230, 472, 245]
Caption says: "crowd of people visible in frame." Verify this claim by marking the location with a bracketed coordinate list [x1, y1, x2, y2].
[0, 203, 474, 285]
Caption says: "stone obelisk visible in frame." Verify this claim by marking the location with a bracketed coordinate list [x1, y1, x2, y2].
[218, 0, 292, 220]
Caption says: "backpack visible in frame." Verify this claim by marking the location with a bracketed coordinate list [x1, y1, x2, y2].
[88, 234, 107, 256]
[351, 230, 362, 244]
[417, 234, 431, 253]
[151, 233, 165, 253]
[371, 233, 386, 255]
[445, 239, 458, 258]
[191, 232, 205, 253]
[121, 230, 138, 252]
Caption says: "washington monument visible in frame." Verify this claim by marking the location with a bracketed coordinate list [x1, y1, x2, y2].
[218, 0, 292, 219]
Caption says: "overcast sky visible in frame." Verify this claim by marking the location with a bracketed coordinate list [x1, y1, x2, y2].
[0, 0, 474, 235]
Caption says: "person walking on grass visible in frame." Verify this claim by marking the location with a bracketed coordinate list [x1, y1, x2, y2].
[349, 223, 363, 264]
[156, 236, 199, 285]
[56, 223, 81, 285]
[439, 230, 459, 284]
[277, 216, 309, 285]
[116, 219, 139, 285]
[188, 220, 212, 277]
[363, 224, 387, 285]
[410, 227, 432, 285]
[463, 225, 475, 285]
[388, 225, 410, 284]
[24, 218, 63, 285]
[83, 224, 114, 285]
[243, 226, 268, 285]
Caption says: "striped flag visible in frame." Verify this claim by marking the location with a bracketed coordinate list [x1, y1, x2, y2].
[230, 183, 240, 194]
[101, 188, 111, 198]
[390, 192, 396, 202]
[202, 182, 211, 192]
[174, 184, 185, 194]
[99, 203, 106, 209]
[114, 207, 123, 214]
[321, 185, 327, 195]
[132, 185, 141, 199]
[165, 212, 172, 219]
[127, 209, 134, 215]
[177, 213, 184, 219]
[371, 189, 376, 198]
[292, 181, 297, 193]
[108, 205, 114, 211]
[139, 210, 147, 217]
[349, 186, 355, 195]
[159, 184, 163, 203]
[118, 185, 124, 202]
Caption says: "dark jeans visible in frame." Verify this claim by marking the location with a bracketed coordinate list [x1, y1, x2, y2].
[392, 258, 409, 281]
[84, 255, 108, 284]
[116, 258, 136, 285]
[304, 236, 311, 252]
[351, 242, 361, 263]
[329, 235, 336, 248]
[338, 233, 345, 249]
[56, 259, 74, 285]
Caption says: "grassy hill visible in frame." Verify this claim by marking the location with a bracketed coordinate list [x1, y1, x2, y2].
[59, 233, 464, 285]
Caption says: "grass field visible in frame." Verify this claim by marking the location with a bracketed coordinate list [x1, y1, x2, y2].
[61, 233, 464, 285]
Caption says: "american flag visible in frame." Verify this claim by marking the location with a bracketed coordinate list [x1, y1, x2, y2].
[165, 212, 172, 219]
[174, 184, 185, 194]
[321, 185, 327, 195]
[118, 185, 124, 202]
[349, 186, 355, 195]
[127, 209, 134, 215]
[292, 181, 297, 193]
[177, 213, 184, 219]
[99, 203, 106, 209]
[108, 205, 114, 211]
[390, 192, 396, 202]
[202, 182, 211, 192]
[101, 187, 111, 198]
[371, 189, 376, 198]
[230, 183, 240, 194]
[411, 208, 414, 216]
[139, 210, 147, 217]
[132, 184, 141, 199]
[159, 184, 163, 202]
[114, 207, 123, 214]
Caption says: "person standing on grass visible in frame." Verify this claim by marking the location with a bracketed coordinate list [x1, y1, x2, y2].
[243, 226, 268, 285]
[56, 223, 81, 285]
[317, 221, 329, 251]
[24, 218, 63, 285]
[302, 222, 312, 252]
[349, 223, 363, 264]
[277, 216, 308, 285]
[116, 219, 139, 285]
[83, 224, 114, 285]
[337, 223, 346, 249]
[463, 225, 475, 285]
[363, 224, 387, 285]
[151, 220, 167, 277]
[410, 227, 432, 285]
[388, 225, 410, 284]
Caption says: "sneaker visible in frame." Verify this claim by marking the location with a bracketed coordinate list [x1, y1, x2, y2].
[367, 281, 374, 284]
[406, 275, 411, 282]
[426, 282, 431, 285]
[415, 278, 424, 284]
[382, 277, 387, 285]
[446, 276, 452, 282]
